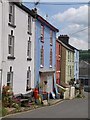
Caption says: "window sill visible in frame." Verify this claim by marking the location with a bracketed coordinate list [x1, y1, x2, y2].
[27, 31, 32, 35]
[40, 65, 44, 68]
[50, 43, 53, 46]
[49, 65, 52, 68]
[8, 23, 16, 28]
[27, 58, 32, 61]
[7, 56, 15, 60]
[41, 40, 44, 43]
[26, 88, 31, 91]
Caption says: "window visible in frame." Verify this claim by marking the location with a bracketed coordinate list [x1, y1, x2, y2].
[9, 3, 14, 25]
[7, 66, 13, 87]
[8, 31, 14, 57]
[50, 48, 52, 67]
[50, 30, 53, 45]
[72, 53, 74, 62]
[70, 52, 71, 62]
[40, 46, 44, 67]
[59, 45, 61, 55]
[41, 24, 44, 42]
[68, 66, 69, 76]
[27, 37, 31, 60]
[28, 15, 31, 34]
[26, 67, 31, 91]
[68, 51, 70, 62]
[70, 66, 72, 77]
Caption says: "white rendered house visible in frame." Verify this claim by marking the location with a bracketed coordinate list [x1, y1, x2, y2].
[0, 1, 36, 94]
[74, 49, 79, 81]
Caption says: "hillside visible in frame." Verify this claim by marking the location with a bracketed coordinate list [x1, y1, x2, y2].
[79, 49, 90, 63]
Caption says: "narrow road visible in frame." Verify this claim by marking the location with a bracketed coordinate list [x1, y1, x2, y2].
[5, 92, 88, 118]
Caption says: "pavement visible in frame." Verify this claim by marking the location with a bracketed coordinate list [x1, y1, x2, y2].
[48, 99, 63, 105]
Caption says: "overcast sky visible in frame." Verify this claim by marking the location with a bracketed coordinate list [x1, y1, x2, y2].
[24, 0, 89, 50]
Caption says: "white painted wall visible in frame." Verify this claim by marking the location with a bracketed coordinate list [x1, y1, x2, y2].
[0, 1, 2, 70]
[1, 2, 35, 94]
[74, 49, 79, 81]
[0, 1, 2, 93]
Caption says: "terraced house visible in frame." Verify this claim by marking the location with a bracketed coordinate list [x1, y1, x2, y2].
[34, 13, 59, 94]
[0, 1, 36, 94]
[56, 35, 75, 85]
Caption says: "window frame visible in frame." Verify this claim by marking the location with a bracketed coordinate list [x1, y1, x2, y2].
[40, 46, 44, 67]
[27, 37, 31, 60]
[7, 67, 13, 87]
[28, 15, 32, 34]
[9, 3, 15, 25]
[50, 48, 52, 67]
[40, 24, 44, 42]
[26, 67, 31, 91]
[50, 30, 53, 46]
[8, 34, 14, 57]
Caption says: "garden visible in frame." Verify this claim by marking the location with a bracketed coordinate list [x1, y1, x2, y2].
[1, 85, 48, 116]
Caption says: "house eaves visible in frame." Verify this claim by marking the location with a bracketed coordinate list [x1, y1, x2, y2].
[37, 15, 59, 32]
[57, 39, 75, 52]
[13, 2, 36, 18]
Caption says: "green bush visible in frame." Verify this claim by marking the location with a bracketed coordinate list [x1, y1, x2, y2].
[2, 107, 8, 116]
[2, 85, 13, 107]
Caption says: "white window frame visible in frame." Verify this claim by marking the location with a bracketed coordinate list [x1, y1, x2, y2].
[9, 3, 14, 25]
[28, 15, 31, 34]
[26, 67, 31, 91]
[7, 67, 13, 87]
[8, 34, 14, 57]
[27, 37, 31, 59]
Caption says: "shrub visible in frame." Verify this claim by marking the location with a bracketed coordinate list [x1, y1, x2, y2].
[2, 85, 13, 107]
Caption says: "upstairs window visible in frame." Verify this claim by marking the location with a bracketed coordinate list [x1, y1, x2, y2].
[68, 51, 70, 62]
[8, 30, 14, 57]
[7, 66, 13, 87]
[27, 37, 31, 60]
[9, 3, 14, 25]
[26, 67, 31, 91]
[40, 46, 44, 67]
[50, 30, 53, 45]
[41, 24, 44, 42]
[59, 45, 61, 56]
[50, 48, 52, 67]
[28, 15, 31, 34]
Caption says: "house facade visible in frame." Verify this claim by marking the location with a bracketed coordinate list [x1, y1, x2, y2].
[74, 49, 79, 81]
[35, 14, 59, 94]
[56, 40, 61, 85]
[0, 2, 36, 94]
[57, 35, 75, 85]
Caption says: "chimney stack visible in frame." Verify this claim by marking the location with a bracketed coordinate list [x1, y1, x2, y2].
[58, 35, 69, 45]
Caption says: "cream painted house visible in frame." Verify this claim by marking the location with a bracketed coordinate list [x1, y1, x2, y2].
[58, 35, 75, 85]
[0, 1, 36, 94]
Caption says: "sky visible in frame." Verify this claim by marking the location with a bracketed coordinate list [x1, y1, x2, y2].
[23, 0, 89, 50]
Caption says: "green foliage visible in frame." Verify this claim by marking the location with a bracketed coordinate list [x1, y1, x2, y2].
[2, 85, 13, 107]
[79, 50, 90, 62]
[2, 107, 8, 116]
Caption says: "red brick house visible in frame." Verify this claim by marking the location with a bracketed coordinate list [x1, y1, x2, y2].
[56, 40, 62, 85]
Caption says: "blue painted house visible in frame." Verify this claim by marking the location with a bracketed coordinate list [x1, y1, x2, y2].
[35, 13, 59, 94]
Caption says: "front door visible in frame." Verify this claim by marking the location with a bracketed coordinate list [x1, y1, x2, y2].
[46, 75, 53, 93]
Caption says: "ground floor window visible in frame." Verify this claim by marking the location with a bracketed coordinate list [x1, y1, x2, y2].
[26, 67, 31, 91]
[7, 66, 13, 87]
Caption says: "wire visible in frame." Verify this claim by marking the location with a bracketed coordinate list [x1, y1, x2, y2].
[24, 2, 90, 6]
[69, 26, 89, 36]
